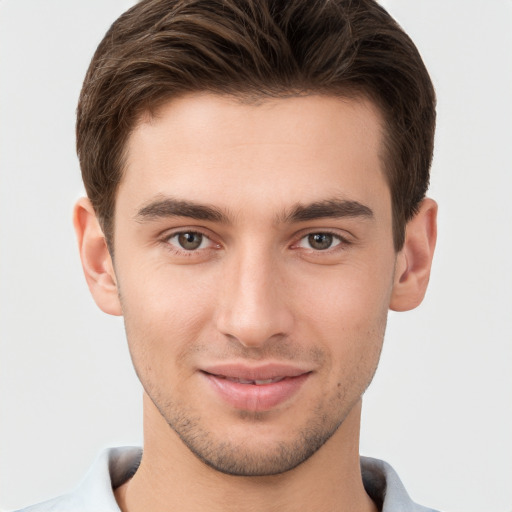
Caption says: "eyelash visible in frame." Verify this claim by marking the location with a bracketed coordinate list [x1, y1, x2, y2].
[162, 230, 219, 256]
[293, 230, 351, 252]
[160, 229, 351, 256]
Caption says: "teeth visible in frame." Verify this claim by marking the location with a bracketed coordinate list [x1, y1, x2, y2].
[224, 376, 285, 385]
[254, 379, 274, 385]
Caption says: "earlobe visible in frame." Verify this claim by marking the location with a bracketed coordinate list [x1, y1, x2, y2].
[73, 197, 122, 316]
[390, 198, 438, 312]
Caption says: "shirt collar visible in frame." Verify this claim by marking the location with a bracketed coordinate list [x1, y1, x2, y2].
[34, 448, 436, 512]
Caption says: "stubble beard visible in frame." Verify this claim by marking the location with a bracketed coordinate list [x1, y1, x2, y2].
[123, 304, 387, 477]
[143, 341, 384, 476]
[145, 380, 361, 477]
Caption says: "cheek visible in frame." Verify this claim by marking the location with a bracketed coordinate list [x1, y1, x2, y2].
[291, 262, 391, 377]
[294, 258, 393, 329]
[117, 265, 218, 376]
[119, 256, 218, 323]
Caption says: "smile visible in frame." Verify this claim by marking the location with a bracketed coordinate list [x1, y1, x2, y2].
[200, 364, 311, 412]
[211, 375, 287, 385]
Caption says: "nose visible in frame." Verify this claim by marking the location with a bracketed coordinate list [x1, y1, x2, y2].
[215, 243, 294, 348]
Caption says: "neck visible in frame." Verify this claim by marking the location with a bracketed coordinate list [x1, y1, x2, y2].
[115, 394, 377, 512]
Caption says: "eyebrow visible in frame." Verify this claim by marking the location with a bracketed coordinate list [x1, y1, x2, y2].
[135, 197, 228, 223]
[134, 196, 374, 224]
[284, 199, 374, 223]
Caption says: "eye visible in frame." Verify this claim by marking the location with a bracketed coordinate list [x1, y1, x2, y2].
[298, 232, 342, 251]
[167, 231, 210, 251]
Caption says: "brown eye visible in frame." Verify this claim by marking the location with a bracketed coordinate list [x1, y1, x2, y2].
[307, 233, 334, 250]
[177, 232, 204, 250]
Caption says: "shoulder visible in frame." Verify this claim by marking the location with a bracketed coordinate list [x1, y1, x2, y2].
[13, 447, 142, 512]
[14, 493, 81, 512]
[361, 456, 440, 512]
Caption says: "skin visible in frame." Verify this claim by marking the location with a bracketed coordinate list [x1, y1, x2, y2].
[74, 93, 437, 512]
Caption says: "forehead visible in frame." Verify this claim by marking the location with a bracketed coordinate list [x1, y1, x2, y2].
[119, 93, 389, 221]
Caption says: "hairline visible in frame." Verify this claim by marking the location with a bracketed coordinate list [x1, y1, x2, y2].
[100, 87, 398, 257]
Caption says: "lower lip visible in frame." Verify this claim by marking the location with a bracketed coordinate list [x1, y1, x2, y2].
[202, 372, 310, 412]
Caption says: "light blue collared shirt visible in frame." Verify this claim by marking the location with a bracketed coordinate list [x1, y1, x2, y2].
[16, 447, 439, 512]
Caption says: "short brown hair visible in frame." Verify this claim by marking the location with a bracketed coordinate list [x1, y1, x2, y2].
[77, 0, 436, 250]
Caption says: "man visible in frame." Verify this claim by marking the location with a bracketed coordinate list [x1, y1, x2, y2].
[18, 0, 438, 510]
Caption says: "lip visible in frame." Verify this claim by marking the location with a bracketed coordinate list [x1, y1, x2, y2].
[200, 363, 311, 412]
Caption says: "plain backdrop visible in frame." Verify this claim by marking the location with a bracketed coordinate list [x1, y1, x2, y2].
[1, 1, 511, 511]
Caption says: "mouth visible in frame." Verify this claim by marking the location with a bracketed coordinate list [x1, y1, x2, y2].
[200, 364, 312, 412]
[204, 374, 288, 386]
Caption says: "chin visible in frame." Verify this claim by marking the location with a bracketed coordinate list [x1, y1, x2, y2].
[156, 397, 346, 477]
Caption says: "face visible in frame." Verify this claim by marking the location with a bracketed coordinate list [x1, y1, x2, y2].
[112, 93, 398, 476]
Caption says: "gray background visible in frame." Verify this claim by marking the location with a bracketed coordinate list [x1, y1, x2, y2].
[1, 1, 511, 510]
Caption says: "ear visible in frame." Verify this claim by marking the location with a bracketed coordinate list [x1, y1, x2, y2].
[73, 197, 122, 316]
[390, 198, 438, 312]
